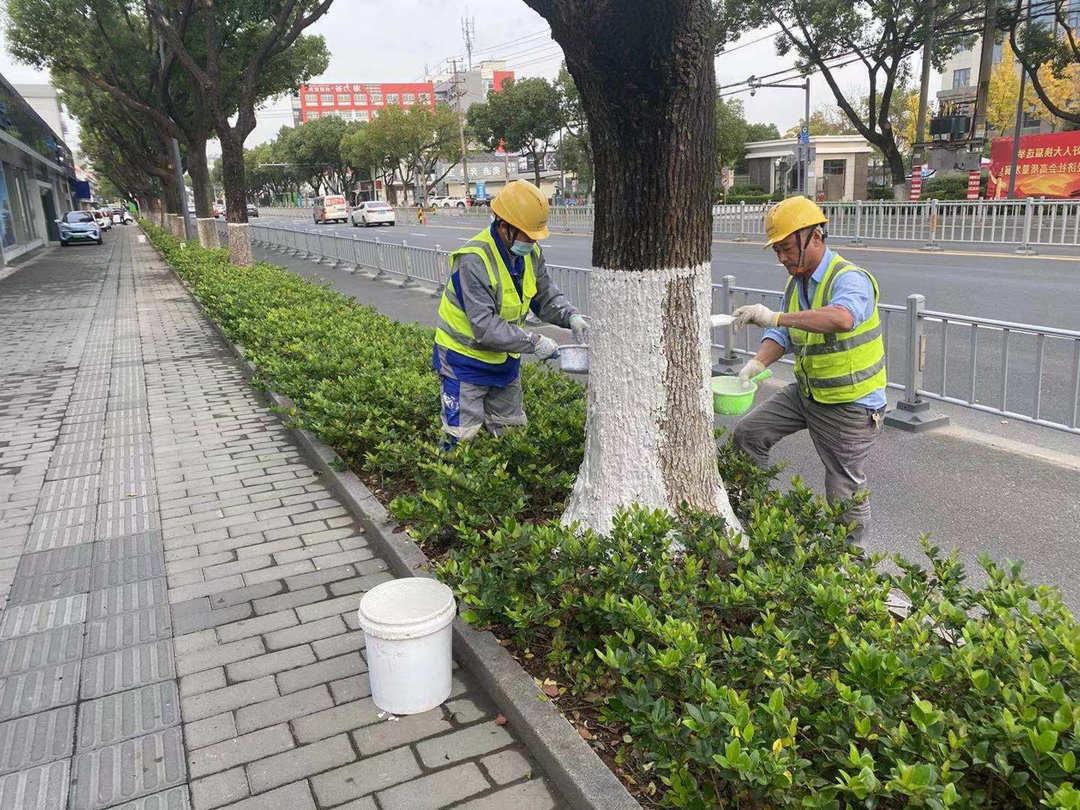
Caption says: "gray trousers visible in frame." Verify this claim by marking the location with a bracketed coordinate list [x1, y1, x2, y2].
[439, 375, 526, 441]
[732, 383, 884, 544]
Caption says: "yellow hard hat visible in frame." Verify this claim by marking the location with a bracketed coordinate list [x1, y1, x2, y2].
[763, 195, 828, 248]
[492, 179, 550, 240]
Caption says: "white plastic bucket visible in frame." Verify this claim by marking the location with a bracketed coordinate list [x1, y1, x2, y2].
[357, 578, 457, 715]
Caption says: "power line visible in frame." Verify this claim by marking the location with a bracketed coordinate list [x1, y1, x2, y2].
[716, 28, 781, 56]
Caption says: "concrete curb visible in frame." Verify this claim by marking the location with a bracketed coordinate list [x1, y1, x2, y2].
[145, 230, 640, 810]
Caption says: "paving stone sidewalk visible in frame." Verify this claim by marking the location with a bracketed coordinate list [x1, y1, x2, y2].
[0, 229, 564, 809]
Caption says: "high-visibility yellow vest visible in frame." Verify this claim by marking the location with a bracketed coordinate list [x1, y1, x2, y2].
[434, 228, 538, 365]
[785, 253, 887, 404]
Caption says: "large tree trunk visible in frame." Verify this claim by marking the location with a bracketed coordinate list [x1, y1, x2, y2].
[186, 133, 218, 248]
[219, 132, 252, 265]
[531, 0, 741, 536]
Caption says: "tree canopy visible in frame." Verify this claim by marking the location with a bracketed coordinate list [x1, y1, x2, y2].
[468, 77, 563, 187]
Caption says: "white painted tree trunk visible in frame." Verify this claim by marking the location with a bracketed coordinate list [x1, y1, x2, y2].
[196, 218, 217, 249]
[561, 264, 742, 536]
[227, 223, 253, 266]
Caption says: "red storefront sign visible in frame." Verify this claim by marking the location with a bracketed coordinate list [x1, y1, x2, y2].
[988, 131, 1080, 199]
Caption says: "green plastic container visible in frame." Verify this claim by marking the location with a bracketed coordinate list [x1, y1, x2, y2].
[711, 368, 772, 415]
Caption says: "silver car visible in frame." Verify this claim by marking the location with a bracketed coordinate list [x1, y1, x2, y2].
[58, 211, 102, 246]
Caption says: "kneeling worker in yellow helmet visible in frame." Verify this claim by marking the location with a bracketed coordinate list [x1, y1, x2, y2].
[433, 179, 587, 446]
[730, 196, 887, 545]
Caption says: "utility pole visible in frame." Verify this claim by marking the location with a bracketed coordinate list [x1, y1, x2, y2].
[158, 35, 194, 240]
[970, 0, 999, 146]
[748, 75, 811, 196]
[1007, 0, 1033, 198]
[451, 58, 470, 200]
[914, 0, 937, 164]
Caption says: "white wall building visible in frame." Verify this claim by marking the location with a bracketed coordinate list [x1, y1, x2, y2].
[743, 135, 873, 201]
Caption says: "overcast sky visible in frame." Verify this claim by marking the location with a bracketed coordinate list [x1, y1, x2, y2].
[0, 0, 925, 158]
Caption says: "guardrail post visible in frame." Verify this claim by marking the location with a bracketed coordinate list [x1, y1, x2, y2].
[884, 293, 949, 432]
[848, 199, 866, 246]
[326, 236, 342, 269]
[431, 244, 444, 297]
[1015, 197, 1037, 255]
[374, 237, 385, 279]
[735, 201, 748, 242]
[920, 199, 943, 252]
[401, 240, 416, 287]
[711, 274, 740, 376]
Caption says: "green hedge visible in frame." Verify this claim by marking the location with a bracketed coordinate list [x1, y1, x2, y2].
[144, 223, 1080, 809]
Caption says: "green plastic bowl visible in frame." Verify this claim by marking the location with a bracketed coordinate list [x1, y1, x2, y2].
[711, 369, 772, 415]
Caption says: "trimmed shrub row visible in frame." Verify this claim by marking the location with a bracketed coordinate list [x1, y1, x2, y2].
[145, 224, 1080, 809]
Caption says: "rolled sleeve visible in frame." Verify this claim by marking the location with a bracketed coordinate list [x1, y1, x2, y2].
[761, 326, 790, 353]
[828, 270, 875, 328]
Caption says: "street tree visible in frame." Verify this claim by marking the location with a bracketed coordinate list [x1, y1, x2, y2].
[783, 106, 859, 137]
[60, 77, 177, 219]
[732, 0, 975, 198]
[747, 121, 781, 141]
[144, 0, 331, 264]
[281, 116, 355, 195]
[364, 104, 461, 202]
[988, 41, 1077, 134]
[521, 0, 742, 535]
[468, 77, 563, 187]
[1002, 0, 1080, 126]
[556, 64, 593, 197]
[715, 97, 750, 175]
[6, 0, 209, 227]
[340, 124, 394, 202]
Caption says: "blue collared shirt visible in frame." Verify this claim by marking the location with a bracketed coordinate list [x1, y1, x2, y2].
[762, 248, 887, 409]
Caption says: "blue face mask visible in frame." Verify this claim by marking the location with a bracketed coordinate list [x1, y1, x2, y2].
[510, 240, 533, 257]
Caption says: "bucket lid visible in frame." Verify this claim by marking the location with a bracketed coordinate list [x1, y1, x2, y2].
[357, 577, 457, 640]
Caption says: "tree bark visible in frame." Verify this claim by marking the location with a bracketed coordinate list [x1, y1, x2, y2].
[219, 132, 253, 265]
[528, 0, 741, 536]
[186, 134, 213, 218]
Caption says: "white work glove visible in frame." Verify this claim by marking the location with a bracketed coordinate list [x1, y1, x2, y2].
[568, 314, 588, 344]
[738, 358, 766, 389]
[732, 303, 780, 331]
[531, 334, 559, 360]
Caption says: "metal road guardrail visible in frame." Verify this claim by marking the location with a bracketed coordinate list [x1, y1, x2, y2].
[229, 221, 1080, 435]
[391, 198, 1080, 251]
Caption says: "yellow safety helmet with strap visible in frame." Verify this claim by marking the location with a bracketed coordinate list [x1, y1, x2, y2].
[763, 195, 829, 248]
[491, 179, 550, 240]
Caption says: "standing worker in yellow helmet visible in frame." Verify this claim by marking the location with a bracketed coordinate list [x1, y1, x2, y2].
[433, 179, 587, 445]
[729, 196, 887, 545]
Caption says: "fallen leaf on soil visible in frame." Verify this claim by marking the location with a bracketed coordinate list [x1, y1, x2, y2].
[495, 714, 507, 726]
[579, 727, 594, 740]
[541, 679, 560, 698]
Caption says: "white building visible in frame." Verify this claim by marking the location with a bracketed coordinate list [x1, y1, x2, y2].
[14, 84, 67, 143]
[743, 135, 873, 201]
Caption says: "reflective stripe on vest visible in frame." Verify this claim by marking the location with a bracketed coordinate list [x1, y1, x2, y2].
[434, 228, 538, 365]
[786, 253, 887, 404]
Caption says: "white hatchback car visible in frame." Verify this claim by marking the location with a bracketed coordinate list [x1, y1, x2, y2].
[350, 200, 396, 227]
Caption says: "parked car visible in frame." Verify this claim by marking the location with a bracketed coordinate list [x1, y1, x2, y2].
[350, 200, 396, 228]
[468, 195, 491, 207]
[246, 202, 259, 218]
[436, 196, 468, 208]
[92, 210, 112, 231]
[58, 211, 102, 246]
[313, 194, 348, 224]
[109, 208, 125, 225]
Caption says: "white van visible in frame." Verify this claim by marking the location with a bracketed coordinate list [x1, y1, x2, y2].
[313, 194, 348, 224]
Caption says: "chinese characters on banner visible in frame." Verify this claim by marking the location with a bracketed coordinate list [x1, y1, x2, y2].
[988, 131, 1080, 199]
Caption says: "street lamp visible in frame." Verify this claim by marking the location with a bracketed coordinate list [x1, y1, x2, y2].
[747, 74, 812, 196]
